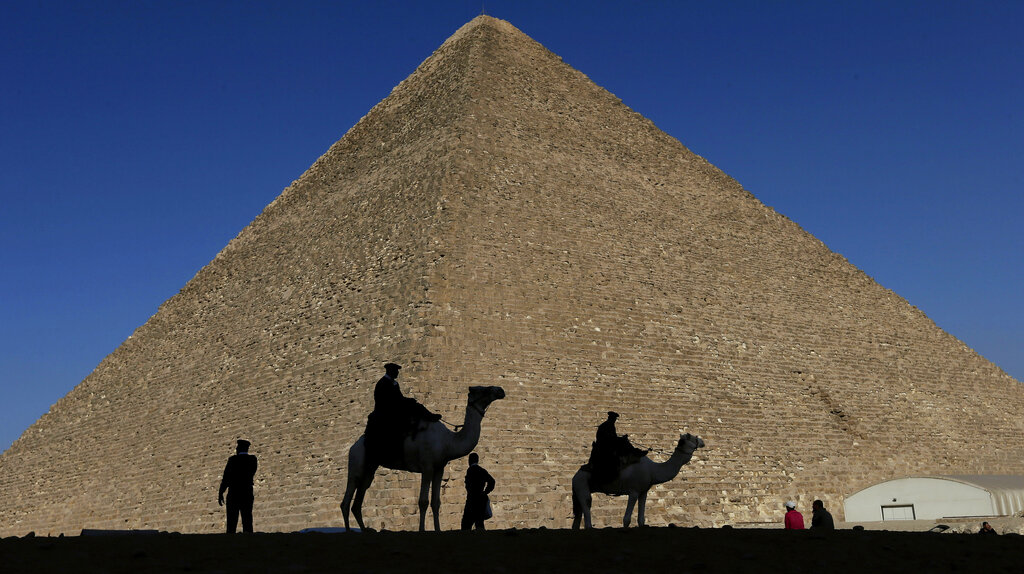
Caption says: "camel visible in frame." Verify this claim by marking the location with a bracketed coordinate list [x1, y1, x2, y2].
[340, 385, 505, 532]
[571, 432, 705, 529]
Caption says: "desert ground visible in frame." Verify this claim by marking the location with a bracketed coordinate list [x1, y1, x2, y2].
[3, 522, 1023, 574]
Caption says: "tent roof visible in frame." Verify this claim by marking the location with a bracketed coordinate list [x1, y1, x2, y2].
[848, 475, 1024, 516]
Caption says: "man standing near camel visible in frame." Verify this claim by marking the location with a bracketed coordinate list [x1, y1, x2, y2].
[461, 452, 496, 530]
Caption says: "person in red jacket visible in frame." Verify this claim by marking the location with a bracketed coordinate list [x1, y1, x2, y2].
[784, 500, 805, 529]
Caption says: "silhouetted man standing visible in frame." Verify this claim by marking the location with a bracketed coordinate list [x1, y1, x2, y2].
[461, 452, 496, 530]
[218, 439, 258, 533]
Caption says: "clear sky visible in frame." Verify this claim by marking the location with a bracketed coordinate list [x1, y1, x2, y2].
[1, 1, 1021, 453]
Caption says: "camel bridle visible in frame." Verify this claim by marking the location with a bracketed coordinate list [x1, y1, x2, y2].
[437, 393, 490, 431]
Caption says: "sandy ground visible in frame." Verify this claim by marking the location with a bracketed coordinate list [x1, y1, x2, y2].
[2, 525, 1023, 574]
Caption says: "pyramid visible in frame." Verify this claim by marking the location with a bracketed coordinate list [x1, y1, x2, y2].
[2, 16, 1022, 535]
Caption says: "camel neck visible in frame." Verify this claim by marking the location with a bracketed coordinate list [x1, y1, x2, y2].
[449, 399, 485, 459]
[651, 443, 695, 484]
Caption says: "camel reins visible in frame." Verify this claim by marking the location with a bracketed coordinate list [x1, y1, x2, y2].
[438, 401, 486, 432]
[629, 439, 675, 457]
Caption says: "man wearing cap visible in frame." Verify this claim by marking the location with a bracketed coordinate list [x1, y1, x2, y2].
[783, 501, 805, 530]
[366, 362, 442, 456]
[218, 439, 258, 533]
[374, 363, 405, 410]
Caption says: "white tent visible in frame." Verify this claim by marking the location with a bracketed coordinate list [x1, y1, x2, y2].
[844, 475, 1024, 521]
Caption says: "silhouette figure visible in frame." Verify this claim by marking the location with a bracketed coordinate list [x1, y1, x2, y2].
[365, 363, 442, 456]
[783, 501, 805, 529]
[572, 433, 704, 529]
[342, 385, 506, 532]
[587, 412, 649, 486]
[461, 452, 496, 530]
[811, 499, 834, 530]
[218, 439, 258, 533]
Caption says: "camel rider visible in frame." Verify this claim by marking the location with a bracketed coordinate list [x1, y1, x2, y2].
[596, 411, 619, 447]
[366, 363, 441, 455]
[597, 411, 648, 457]
[373, 362, 405, 408]
[589, 411, 648, 485]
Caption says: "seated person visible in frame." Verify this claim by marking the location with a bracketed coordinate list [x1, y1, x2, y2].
[365, 362, 441, 457]
[587, 411, 648, 485]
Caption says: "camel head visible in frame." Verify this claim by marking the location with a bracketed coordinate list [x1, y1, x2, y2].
[676, 433, 705, 454]
[467, 386, 506, 414]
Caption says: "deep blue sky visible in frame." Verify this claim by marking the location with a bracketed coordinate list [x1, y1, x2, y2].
[2, 1, 1021, 453]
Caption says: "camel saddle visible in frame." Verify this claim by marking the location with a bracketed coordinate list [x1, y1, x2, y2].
[583, 439, 648, 486]
[364, 405, 439, 464]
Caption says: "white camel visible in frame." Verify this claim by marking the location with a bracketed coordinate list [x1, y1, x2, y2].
[571, 433, 705, 529]
[340, 385, 505, 532]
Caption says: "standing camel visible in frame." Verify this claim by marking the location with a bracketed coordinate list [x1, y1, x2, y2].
[571, 433, 704, 529]
[341, 385, 505, 531]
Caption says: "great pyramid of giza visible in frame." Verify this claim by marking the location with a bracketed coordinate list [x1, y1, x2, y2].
[2, 16, 1022, 535]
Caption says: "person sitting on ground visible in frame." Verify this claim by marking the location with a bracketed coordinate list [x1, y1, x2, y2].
[783, 501, 805, 530]
[811, 499, 834, 530]
[979, 521, 997, 534]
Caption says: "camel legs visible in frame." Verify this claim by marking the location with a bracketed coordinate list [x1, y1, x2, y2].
[571, 471, 594, 529]
[416, 469, 446, 532]
[637, 490, 648, 527]
[623, 490, 649, 528]
[341, 460, 378, 532]
[351, 478, 372, 531]
[430, 468, 444, 532]
[623, 493, 637, 527]
[575, 491, 593, 530]
[340, 480, 356, 531]
[580, 491, 594, 529]
[415, 469, 444, 532]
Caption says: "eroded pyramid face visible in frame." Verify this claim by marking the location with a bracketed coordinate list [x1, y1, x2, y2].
[1, 16, 1022, 536]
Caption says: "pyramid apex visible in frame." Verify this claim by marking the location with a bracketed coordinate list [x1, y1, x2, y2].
[444, 14, 520, 45]
[466, 14, 502, 25]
